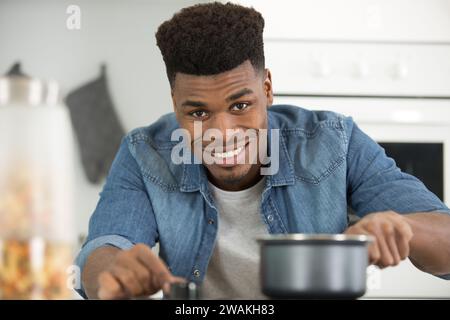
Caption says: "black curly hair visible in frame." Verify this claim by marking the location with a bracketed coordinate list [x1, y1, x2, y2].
[155, 2, 265, 88]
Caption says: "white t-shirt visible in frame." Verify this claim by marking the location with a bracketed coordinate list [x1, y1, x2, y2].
[202, 177, 268, 299]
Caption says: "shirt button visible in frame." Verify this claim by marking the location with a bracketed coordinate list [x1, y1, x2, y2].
[193, 269, 201, 278]
[267, 215, 274, 222]
[208, 219, 214, 225]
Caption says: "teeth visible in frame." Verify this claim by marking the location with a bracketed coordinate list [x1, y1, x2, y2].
[214, 147, 243, 159]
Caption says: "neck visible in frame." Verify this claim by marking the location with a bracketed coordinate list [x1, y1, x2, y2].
[207, 164, 263, 191]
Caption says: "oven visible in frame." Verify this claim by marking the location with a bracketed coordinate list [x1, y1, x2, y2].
[267, 40, 450, 298]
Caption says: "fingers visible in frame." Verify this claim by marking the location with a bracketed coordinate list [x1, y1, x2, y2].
[162, 276, 188, 296]
[124, 257, 152, 293]
[98, 271, 126, 300]
[382, 221, 400, 266]
[395, 229, 411, 260]
[365, 223, 394, 267]
[391, 214, 413, 260]
[97, 243, 187, 300]
[345, 211, 414, 269]
[344, 225, 380, 264]
[368, 239, 381, 265]
[111, 265, 146, 297]
[134, 244, 173, 289]
[115, 250, 153, 293]
[383, 213, 413, 263]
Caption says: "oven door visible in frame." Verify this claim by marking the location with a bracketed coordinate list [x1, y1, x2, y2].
[274, 95, 450, 298]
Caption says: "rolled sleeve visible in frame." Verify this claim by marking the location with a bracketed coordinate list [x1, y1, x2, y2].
[74, 235, 134, 298]
[74, 137, 159, 298]
[346, 120, 450, 216]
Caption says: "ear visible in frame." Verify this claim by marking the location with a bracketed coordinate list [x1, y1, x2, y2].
[171, 90, 177, 112]
[263, 69, 273, 108]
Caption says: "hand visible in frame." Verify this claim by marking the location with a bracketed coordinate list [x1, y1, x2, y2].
[97, 243, 185, 299]
[344, 211, 414, 268]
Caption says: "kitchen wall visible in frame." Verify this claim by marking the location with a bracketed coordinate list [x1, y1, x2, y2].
[0, 0, 205, 240]
[237, 0, 450, 42]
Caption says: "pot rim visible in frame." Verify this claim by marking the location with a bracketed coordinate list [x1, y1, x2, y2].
[257, 233, 374, 243]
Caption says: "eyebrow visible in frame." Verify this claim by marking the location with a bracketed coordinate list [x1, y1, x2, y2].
[180, 88, 254, 108]
[226, 88, 254, 102]
[181, 100, 207, 108]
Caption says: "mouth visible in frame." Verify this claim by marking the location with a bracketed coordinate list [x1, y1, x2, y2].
[212, 145, 244, 159]
[206, 141, 250, 168]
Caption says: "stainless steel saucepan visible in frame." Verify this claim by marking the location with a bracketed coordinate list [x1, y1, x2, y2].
[258, 234, 373, 299]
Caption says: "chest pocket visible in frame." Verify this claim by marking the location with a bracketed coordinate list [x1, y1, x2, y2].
[282, 123, 347, 184]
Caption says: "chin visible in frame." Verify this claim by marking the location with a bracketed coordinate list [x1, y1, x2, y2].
[209, 164, 252, 184]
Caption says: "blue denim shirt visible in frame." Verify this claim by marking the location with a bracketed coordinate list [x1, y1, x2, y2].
[75, 105, 450, 297]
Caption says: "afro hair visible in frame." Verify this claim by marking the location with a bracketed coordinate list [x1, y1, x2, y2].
[155, 2, 265, 87]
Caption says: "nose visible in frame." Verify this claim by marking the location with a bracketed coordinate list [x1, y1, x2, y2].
[204, 112, 236, 145]
[209, 112, 235, 133]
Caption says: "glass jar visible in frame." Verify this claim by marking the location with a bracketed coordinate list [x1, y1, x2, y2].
[0, 68, 76, 299]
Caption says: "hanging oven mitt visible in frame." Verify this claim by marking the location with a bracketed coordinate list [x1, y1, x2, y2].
[5, 62, 28, 77]
[64, 65, 125, 184]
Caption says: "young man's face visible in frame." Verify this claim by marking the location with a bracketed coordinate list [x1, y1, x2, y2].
[172, 60, 273, 190]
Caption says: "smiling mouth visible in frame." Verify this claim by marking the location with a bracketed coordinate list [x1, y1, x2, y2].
[212, 146, 244, 159]
[202, 141, 250, 166]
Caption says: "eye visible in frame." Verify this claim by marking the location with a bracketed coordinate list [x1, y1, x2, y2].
[231, 102, 249, 112]
[189, 110, 208, 118]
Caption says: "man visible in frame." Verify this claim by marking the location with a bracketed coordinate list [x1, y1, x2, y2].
[76, 2, 450, 299]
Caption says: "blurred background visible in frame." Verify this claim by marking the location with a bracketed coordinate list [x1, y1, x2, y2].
[0, 0, 449, 299]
